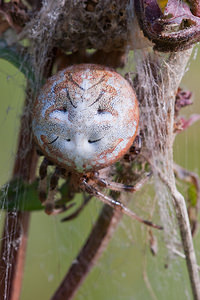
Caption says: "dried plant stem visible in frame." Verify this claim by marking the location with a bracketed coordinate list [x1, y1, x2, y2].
[0, 212, 30, 300]
[51, 204, 122, 300]
[164, 51, 200, 300]
[170, 186, 200, 299]
[173, 163, 200, 211]
[160, 171, 200, 299]
[135, 47, 200, 300]
[0, 37, 56, 297]
[51, 168, 150, 299]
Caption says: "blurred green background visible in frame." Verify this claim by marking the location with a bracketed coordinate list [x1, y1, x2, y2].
[0, 47, 200, 300]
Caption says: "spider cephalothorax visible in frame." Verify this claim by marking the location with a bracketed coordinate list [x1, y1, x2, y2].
[32, 64, 162, 229]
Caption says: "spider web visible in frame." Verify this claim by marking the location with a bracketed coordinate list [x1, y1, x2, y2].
[127, 1, 200, 298]
[0, 0, 200, 300]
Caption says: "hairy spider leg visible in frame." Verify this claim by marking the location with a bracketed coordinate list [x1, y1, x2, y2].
[123, 134, 143, 162]
[82, 179, 163, 230]
[39, 158, 91, 218]
[92, 172, 151, 193]
[38, 157, 50, 203]
[44, 167, 62, 215]
[41, 167, 77, 216]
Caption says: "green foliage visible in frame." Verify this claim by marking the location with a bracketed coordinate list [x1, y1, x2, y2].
[0, 38, 38, 89]
[157, 0, 168, 12]
[0, 178, 75, 212]
[0, 179, 43, 211]
[187, 182, 197, 207]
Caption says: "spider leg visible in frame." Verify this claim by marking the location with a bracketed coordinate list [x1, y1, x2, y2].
[43, 167, 63, 215]
[43, 168, 78, 215]
[38, 157, 50, 204]
[123, 133, 143, 161]
[82, 179, 163, 230]
[93, 172, 151, 193]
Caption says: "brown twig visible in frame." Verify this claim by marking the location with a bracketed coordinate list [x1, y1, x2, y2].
[0, 1, 29, 32]
[162, 177, 200, 300]
[51, 164, 151, 300]
[0, 90, 38, 300]
[174, 163, 200, 235]
[0, 211, 31, 300]
[0, 43, 55, 298]
[174, 163, 200, 210]
[134, 47, 200, 300]
[189, 0, 200, 17]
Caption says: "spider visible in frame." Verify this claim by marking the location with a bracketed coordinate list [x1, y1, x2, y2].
[32, 64, 162, 230]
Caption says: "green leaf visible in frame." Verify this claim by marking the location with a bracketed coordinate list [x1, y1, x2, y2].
[0, 38, 44, 90]
[0, 179, 43, 212]
[187, 182, 197, 207]
[157, 0, 168, 13]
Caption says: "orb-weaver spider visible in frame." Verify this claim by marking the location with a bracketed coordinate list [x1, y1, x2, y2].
[32, 64, 162, 230]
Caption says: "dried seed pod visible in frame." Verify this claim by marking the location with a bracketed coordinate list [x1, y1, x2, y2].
[32, 64, 139, 172]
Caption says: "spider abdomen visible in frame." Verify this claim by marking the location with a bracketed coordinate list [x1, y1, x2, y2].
[32, 64, 139, 172]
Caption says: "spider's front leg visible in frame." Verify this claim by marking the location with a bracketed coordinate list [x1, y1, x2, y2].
[81, 177, 163, 230]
